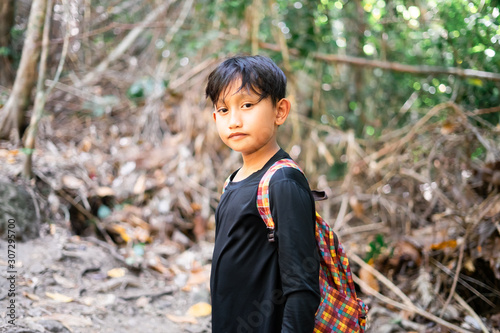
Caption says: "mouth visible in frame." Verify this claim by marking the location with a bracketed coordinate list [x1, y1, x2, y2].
[228, 132, 247, 139]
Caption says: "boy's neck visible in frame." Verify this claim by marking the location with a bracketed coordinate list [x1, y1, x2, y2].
[233, 144, 281, 182]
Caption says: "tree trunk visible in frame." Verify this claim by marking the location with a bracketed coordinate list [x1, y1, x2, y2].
[0, 0, 47, 142]
[23, 0, 54, 179]
[0, 0, 15, 86]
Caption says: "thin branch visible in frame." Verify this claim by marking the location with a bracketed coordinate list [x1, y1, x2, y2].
[169, 57, 218, 91]
[34, 169, 114, 245]
[431, 258, 498, 305]
[259, 42, 500, 82]
[164, 0, 194, 45]
[453, 293, 490, 333]
[367, 102, 453, 163]
[351, 252, 474, 333]
[333, 194, 349, 231]
[156, 0, 194, 77]
[338, 222, 388, 236]
[440, 237, 466, 318]
[46, 0, 70, 97]
[470, 105, 500, 116]
[349, 252, 415, 308]
[440, 193, 499, 319]
[352, 273, 474, 333]
[81, 0, 173, 86]
[250, 0, 262, 55]
[49, 21, 173, 45]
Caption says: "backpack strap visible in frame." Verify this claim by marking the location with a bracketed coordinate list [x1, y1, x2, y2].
[257, 159, 303, 242]
[257, 159, 370, 330]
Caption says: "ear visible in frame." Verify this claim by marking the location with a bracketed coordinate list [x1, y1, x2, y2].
[212, 111, 217, 122]
[275, 98, 291, 126]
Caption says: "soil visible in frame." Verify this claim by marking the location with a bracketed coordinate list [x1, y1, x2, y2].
[0, 225, 212, 333]
[1, 223, 494, 333]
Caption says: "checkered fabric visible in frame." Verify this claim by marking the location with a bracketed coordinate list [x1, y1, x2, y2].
[255, 159, 368, 333]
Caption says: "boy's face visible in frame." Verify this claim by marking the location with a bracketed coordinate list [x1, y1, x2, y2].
[212, 80, 289, 158]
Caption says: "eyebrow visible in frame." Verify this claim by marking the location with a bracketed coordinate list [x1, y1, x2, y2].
[217, 88, 258, 105]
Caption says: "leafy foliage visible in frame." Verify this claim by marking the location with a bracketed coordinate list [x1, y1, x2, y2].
[260, 0, 500, 137]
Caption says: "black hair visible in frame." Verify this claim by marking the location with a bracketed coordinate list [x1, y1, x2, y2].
[205, 55, 287, 107]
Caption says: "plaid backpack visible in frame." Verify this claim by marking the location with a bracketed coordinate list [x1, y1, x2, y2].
[256, 158, 368, 333]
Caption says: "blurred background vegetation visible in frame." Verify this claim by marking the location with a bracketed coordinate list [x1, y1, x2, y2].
[2, 0, 499, 138]
[3, 0, 498, 177]
[0, 0, 499, 331]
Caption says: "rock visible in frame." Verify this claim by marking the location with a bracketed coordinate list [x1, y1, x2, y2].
[0, 180, 40, 240]
[38, 320, 71, 333]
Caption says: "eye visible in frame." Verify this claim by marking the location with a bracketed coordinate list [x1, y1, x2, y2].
[216, 107, 228, 114]
[242, 103, 253, 109]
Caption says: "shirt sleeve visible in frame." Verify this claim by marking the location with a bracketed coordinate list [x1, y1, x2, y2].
[269, 170, 320, 332]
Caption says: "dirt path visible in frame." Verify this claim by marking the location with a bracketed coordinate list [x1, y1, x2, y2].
[0, 226, 212, 333]
[2, 225, 492, 333]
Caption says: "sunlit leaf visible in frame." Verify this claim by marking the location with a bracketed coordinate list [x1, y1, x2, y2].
[107, 267, 127, 278]
[46, 292, 73, 303]
[166, 314, 198, 324]
[187, 302, 212, 317]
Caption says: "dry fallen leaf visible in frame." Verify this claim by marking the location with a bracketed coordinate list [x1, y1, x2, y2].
[166, 314, 198, 324]
[107, 224, 131, 243]
[349, 195, 364, 218]
[96, 186, 115, 197]
[107, 267, 127, 278]
[40, 313, 93, 327]
[50, 223, 56, 235]
[133, 173, 147, 194]
[485, 199, 500, 217]
[193, 213, 207, 242]
[79, 137, 92, 152]
[53, 274, 77, 288]
[147, 254, 171, 277]
[390, 240, 422, 268]
[187, 302, 212, 317]
[182, 269, 210, 291]
[62, 175, 84, 189]
[463, 258, 475, 272]
[430, 239, 457, 251]
[358, 260, 380, 294]
[153, 169, 167, 185]
[133, 226, 151, 243]
[46, 292, 73, 303]
[0, 149, 9, 158]
[23, 292, 40, 301]
[136, 296, 149, 308]
[441, 121, 459, 135]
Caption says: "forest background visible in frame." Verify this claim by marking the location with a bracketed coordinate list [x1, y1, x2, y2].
[0, 0, 499, 332]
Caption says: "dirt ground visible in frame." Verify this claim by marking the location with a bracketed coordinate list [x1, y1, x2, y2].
[2, 225, 496, 333]
[0, 225, 213, 333]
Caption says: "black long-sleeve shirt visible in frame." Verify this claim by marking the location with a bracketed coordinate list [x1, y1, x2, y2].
[210, 149, 320, 333]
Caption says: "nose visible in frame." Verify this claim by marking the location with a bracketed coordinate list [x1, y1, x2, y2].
[228, 109, 242, 129]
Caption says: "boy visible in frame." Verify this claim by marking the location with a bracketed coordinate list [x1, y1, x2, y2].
[206, 55, 320, 333]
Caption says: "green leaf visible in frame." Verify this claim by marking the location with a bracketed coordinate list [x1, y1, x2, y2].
[0, 47, 11, 56]
[126, 77, 165, 100]
[20, 148, 35, 155]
